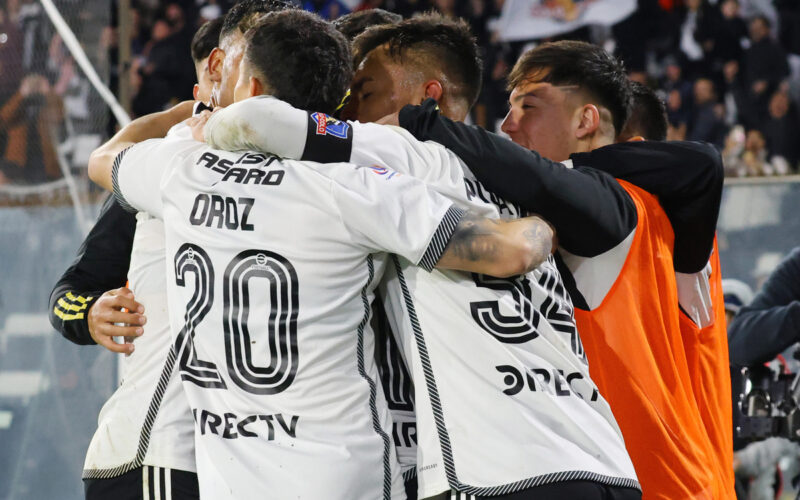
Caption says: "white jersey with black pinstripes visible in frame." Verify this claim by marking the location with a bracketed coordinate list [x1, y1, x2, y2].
[200, 98, 641, 499]
[82, 124, 196, 480]
[111, 130, 464, 500]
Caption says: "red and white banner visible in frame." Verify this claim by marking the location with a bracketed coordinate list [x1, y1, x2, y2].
[494, 0, 636, 42]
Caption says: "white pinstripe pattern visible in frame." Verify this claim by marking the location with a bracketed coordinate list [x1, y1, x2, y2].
[153, 466, 161, 500]
[164, 467, 172, 500]
[142, 466, 150, 500]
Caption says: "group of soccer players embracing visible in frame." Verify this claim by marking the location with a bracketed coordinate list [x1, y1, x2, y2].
[49, 1, 732, 499]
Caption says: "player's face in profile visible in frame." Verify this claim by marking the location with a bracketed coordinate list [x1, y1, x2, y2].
[217, 33, 246, 107]
[232, 57, 257, 103]
[345, 46, 421, 123]
[501, 74, 579, 162]
[193, 58, 214, 103]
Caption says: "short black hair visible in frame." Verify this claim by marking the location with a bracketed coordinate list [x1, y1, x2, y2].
[191, 17, 223, 63]
[220, 0, 296, 43]
[244, 10, 352, 114]
[353, 12, 483, 109]
[621, 81, 667, 141]
[333, 9, 402, 41]
[508, 40, 632, 135]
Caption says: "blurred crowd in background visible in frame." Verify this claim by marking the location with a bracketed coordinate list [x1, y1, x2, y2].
[1, 0, 800, 186]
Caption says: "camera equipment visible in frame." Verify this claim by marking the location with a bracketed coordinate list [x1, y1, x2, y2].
[735, 359, 800, 443]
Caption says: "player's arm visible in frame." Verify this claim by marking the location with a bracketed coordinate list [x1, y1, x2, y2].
[728, 248, 800, 367]
[200, 97, 469, 201]
[435, 213, 554, 277]
[397, 99, 637, 258]
[570, 140, 724, 273]
[88, 101, 194, 192]
[49, 195, 145, 353]
[328, 163, 555, 278]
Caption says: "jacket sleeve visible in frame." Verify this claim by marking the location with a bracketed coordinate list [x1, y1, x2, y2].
[728, 248, 800, 367]
[398, 99, 637, 257]
[48, 195, 136, 345]
[570, 140, 724, 273]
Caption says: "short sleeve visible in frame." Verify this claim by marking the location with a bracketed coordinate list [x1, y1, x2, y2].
[112, 138, 184, 218]
[327, 163, 465, 271]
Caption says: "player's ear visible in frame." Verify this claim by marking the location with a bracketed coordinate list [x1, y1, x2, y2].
[423, 80, 443, 103]
[575, 103, 600, 139]
[249, 76, 264, 98]
[208, 47, 225, 84]
[193, 84, 200, 101]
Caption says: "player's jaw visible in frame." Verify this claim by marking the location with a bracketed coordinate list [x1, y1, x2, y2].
[502, 77, 610, 162]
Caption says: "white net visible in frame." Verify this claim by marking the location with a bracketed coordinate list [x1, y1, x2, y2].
[0, 1, 119, 498]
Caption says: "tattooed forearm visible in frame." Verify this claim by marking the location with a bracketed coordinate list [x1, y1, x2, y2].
[444, 214, 502, 262]
[522, 217, 554, 266]
[435, 211, 556, 278]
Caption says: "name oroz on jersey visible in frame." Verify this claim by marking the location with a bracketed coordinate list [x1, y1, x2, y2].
[193, 408, 299, 441]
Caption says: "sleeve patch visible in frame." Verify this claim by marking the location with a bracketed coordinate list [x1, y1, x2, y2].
[302, 113, 353, 163]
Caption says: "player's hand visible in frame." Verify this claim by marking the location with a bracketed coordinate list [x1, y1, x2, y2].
[188, 109, 213, 142]
[87, 287, 146, 354]
[377, 111, 400, 126]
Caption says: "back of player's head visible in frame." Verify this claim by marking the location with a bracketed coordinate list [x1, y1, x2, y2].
[333, 9, 402, 41]
[619, 81, 667, 141]
[244, 10, 352, 114]
[191, 18, 223, 64]
[508, 40, 632, 135]
[353, 12, 483, 110]
[220, 0, 295, 45]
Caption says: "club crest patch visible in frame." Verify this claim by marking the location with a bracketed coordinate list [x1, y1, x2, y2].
[311, 112, 350, 139]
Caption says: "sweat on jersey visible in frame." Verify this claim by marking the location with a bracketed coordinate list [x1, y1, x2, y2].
[203, 96, 640, 498]
[111, 133, 465, 500]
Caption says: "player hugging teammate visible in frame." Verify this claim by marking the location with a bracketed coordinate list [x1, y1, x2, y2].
[51, 1, 731, 499]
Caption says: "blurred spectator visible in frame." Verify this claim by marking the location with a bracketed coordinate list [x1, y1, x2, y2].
[687, 78, 726, 146]
[744, 16, 789, 113]
[678, 0, 708, 78]
[0, 74, 64, 185]
[761, 89, 800, 170]
[695, 0, 748, 78]
[18, 0, 47, 72]
[131, 15, 194, 116]
[722, 126, 788, 177]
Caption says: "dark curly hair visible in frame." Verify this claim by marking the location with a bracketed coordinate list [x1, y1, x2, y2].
[508, 41, 632, 135]
[353, 12, 482, 110]
[244, 10, 352, 114]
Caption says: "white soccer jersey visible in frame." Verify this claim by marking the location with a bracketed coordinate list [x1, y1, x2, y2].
[112, 133, 464, 500]
[204, 97, 640, 497]
[83, 124, 196, 479]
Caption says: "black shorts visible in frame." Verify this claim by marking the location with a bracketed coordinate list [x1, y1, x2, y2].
[425, 480, 642, 500]
[83, 466, 199, 500]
